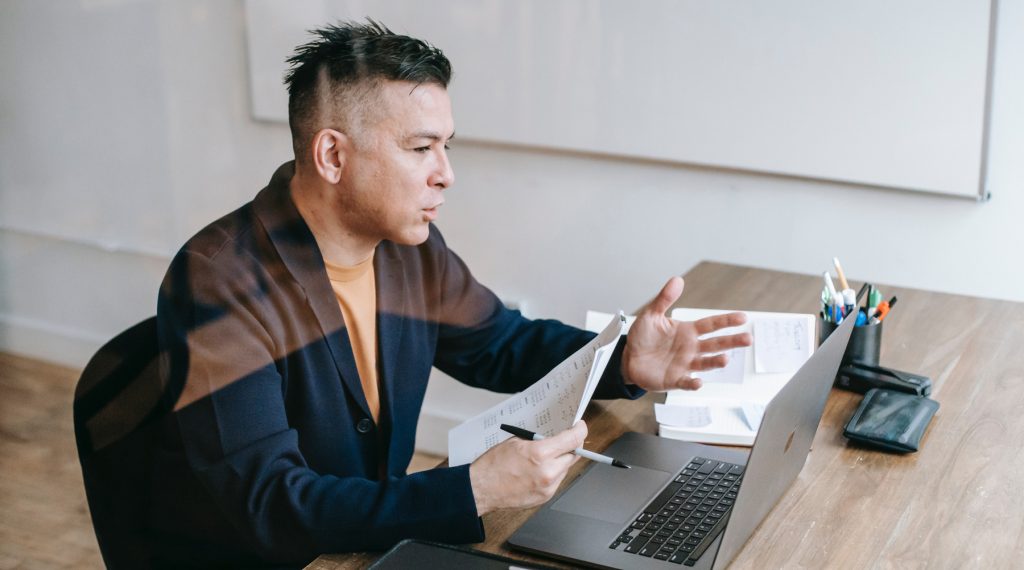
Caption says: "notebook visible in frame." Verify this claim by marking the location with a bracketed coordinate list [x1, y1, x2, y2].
[663, 308, 815, 446]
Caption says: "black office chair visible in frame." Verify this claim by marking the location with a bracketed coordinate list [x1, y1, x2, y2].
[74, 316, 175, 569]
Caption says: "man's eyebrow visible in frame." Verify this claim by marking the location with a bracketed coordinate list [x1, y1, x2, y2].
[406, 130, 456, 142]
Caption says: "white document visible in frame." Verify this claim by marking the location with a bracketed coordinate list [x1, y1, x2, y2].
[753, 317, 812, 374]
[654, 403, 712, 428]
[740, 402, 766, 431]
[698, 345, 746, 384]
[660, 394, 757, 445]
[585, 310, 635, 334]
[447, 312, 625, 466]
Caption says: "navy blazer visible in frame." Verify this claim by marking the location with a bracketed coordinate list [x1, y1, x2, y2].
[150, 162, 641, 567]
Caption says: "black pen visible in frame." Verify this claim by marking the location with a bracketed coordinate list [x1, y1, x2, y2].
[499, 424, 631, 469]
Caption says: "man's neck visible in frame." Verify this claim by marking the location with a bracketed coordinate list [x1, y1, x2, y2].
[290, 170, 377, 267]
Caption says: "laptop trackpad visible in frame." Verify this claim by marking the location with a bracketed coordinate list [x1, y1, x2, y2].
[551, 465, 670, 524]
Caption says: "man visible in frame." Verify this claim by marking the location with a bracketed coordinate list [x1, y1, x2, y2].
[151, 21, 750, 568]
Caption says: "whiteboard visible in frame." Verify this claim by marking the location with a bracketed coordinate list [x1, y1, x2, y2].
[245, 0, 995, 198]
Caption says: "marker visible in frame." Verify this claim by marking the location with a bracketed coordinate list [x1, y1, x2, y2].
[499, 424, 631, 469]
[868, 285, 882, 313]
[823, 272, 841, 323]
[833, 257, 851, 291]
[869, 301, 888, 324]
[855, 310, 868, 326]
[877, 296, 898, 322]
[842, 289, 856, 317]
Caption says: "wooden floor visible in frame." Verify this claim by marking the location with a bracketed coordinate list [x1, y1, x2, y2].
[0, 353, 102, 569]
[0, 352, 443, 569]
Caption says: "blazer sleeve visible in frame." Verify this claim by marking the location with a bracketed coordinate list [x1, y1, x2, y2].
[158, 249, 483, 564]
[429, 233, 643, 401]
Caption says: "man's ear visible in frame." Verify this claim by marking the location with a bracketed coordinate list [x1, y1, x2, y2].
[311, 128, 349, 184]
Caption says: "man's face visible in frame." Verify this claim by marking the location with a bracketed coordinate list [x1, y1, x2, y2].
[336, 80, 455, 247]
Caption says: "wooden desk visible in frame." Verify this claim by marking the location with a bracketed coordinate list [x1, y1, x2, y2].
[310, 261, 1024, 569]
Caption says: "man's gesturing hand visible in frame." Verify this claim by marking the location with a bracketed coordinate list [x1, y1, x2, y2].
[622, 276, 752, 391]
[469, 421, 588, 516]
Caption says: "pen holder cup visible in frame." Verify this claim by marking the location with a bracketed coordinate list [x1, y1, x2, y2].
[819, 318, 882, 367]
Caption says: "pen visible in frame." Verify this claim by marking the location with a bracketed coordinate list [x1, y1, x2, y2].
[499, 424, 631, 469]
[833, 257, 851, 291]
[857, 282, 870, 305]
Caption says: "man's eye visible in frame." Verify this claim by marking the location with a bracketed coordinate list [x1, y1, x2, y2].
[413, 146, 430, 153]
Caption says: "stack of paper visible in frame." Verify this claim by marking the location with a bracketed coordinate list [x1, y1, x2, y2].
[446, 312, 626, 466]
[657, 308, 816, 446]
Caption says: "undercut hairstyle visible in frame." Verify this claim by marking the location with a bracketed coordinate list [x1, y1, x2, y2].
[283, 20, 453, 164]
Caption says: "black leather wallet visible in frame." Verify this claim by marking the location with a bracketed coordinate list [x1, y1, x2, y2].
[843, 388, 939, 453]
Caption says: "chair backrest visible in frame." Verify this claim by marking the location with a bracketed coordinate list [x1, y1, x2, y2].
[74, 316, 168, 569]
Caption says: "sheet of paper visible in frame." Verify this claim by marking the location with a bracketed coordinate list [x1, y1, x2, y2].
[753, 317, 812, 374]
[740, 402, 766, 431]
[585, 310, 635, 334]
[575, 342, 615, 424]
[654, 403, 712, 428]
[447, 312, 625, 466]
[663, 392, 756, 438]
[698, 345, 746, 384]
[705, 406, 752, 436]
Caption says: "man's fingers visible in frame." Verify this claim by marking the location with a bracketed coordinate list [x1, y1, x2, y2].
[673, 376, 703, 390]
[536, 421, 588, 458]
[693, 312, 747, 335]
[698, 332, 752, 354]
[690, 353, 729, 371]
[643, 276, 685, 316]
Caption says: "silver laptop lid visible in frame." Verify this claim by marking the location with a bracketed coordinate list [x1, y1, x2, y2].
[711, 307, 857, 569]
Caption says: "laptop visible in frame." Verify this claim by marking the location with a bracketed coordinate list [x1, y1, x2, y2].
[508, 306, 856, 568]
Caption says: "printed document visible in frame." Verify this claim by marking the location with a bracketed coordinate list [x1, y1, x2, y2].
[447, 312, 625, 466]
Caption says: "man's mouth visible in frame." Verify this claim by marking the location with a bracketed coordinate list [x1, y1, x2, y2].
[423, 203, 443, 221]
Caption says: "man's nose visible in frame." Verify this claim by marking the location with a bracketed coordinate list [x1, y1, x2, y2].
[431, 150, 454, 190]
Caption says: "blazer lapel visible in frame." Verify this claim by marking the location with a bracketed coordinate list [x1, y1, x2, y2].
[374, 242, 407, 454]
[252, 162, 372, 421]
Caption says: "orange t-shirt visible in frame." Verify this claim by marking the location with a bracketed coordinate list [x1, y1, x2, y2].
[324, 254, 380, 423]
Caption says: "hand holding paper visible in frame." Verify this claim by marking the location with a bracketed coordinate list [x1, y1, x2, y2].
[622, 277, 752, 391]
[447, 313, 625, 466]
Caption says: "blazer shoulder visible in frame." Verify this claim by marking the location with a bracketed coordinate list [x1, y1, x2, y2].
[176, 202, 260, 263]
[161, 201, 272, 302]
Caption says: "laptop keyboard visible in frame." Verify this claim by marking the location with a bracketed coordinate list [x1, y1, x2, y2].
[608, 456, 744, 566]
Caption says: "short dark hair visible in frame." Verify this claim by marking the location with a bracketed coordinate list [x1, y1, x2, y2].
[283, 20, 453, 162]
